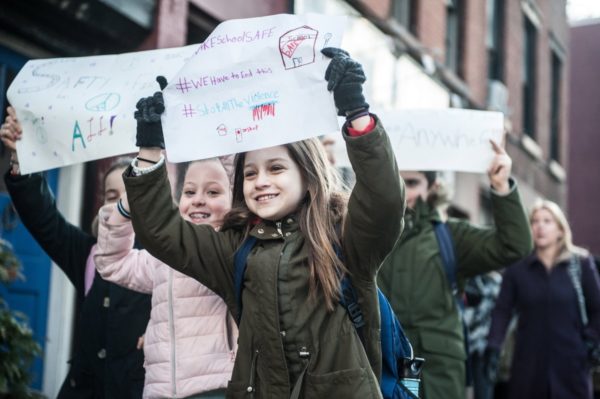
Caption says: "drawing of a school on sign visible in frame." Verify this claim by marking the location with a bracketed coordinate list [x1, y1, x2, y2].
[279, 26, 318, 69]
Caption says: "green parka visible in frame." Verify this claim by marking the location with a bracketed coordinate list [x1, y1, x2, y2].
[377, 184, 532, 399]
[123, 118, 405, 398]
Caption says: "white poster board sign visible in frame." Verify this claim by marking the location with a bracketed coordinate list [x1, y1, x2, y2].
[379, 109, 504, 172]
[7, 45, 197, 174]
[161, 13, 345, 162]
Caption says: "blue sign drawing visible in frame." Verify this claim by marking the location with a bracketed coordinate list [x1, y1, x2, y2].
[85, 93, 121, 112]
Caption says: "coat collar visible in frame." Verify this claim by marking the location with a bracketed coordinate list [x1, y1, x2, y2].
[405, 198, 440, 230]
[526, 249, 576, 268]
[249, 215, 299, 240]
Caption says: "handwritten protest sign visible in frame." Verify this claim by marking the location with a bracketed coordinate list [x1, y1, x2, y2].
[161, 14, 345, 162]
[7, 45, 197, 174]
[378, 109, 504, 172]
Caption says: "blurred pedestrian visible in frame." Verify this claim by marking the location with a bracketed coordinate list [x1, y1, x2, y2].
[319, 134, 355, 189]
[1, 107, 150, 399]
[485, 199, 600, 399]
[377, 139, 532, 399]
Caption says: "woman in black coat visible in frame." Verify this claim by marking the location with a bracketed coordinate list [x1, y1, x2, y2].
[0, 107, 151, 399]
[486, 199, 600, 399]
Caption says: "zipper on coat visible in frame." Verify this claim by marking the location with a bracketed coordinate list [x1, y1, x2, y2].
[276, 221, 283, 236]
[169, 268, 177, 397]
[247, 349, 259, 398]
[226, 314, 236, 362]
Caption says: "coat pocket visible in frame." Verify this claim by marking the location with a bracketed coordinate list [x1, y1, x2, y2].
[226, 380, 251, 398]
[304, 367, 378, 398]
[226, 349, 260, 398]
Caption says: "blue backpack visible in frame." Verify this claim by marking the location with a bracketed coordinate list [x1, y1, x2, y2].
[234, 236, 423, 399]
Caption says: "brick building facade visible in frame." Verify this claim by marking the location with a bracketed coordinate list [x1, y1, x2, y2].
[568, 18, 600, 255]
[335, 0, 570, 221]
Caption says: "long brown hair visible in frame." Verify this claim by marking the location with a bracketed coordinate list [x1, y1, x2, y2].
[222, 138, 348, 310]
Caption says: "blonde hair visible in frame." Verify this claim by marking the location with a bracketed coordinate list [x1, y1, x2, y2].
[175, 157, 232, 201]
[530, 199, 588, 257]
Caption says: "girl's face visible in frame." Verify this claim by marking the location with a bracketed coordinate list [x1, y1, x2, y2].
[531, 208, 563, 250]
[104, 167, 126, 205]
[243, 145, 306, 221]
[178, 161, 231, 229]
[400, 171, 429, 209]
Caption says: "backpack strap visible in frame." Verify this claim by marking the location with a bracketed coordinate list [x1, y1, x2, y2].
[340, 276, 367, 329]
[567, 255, 588, 326]
[234, 235, 258, 324]
[432, 221, 461, 308]
[433, 220, 473, 386]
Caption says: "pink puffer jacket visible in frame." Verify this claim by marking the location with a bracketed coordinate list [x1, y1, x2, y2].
[95, 204, 237, 399]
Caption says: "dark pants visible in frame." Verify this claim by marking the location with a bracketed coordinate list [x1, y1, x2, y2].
[469, 352, 494, 399]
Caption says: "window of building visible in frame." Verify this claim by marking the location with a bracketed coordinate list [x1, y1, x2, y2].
[486, 0, 504, 81]
[392, 0, 417, 34]
[187, 5, 218, 45]
[445, 0, 464, 75]
[522, 16, 537, 138]
[550, 50, 562, 162]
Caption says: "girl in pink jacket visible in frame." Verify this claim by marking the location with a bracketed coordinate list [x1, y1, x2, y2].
[94, 158, 237, 399]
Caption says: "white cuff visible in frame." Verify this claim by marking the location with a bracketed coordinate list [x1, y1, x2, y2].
[130, 154, 165, 176]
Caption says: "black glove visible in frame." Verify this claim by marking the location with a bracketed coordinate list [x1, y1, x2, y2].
[321, 47, 369, 116]
[483, 347, 500, 383]
[134, 76, 168, 149]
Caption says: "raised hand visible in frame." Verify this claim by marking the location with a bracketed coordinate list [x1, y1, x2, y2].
[0, 107, 22, 152]
[488, 138, 512, 194]
[321, 48, 369, 117]
[134, 76, 168, 149]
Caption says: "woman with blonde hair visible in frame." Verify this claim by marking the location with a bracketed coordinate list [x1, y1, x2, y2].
[485, 199, 600, 399]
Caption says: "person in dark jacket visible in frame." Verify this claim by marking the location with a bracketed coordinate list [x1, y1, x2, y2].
[0, 106, 151, 399]
[377, 142, 533, 399]
[121, 48, 404, 398]
[485, 199, 600, 399]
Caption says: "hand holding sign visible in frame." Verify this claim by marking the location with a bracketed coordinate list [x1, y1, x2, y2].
[0, 107, 23, 152]
[134, 76, 167, 149]
[161, 14, 346, 163]
[321, 48, 369, 116]
[487, 138, 512, 194]
[378, 109, 505, 173]
[7, 44, 198, 174]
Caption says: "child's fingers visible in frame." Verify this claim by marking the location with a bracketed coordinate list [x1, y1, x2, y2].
[0, 127, 17, 151]
[489, 139, 505, 155]
[5, 108, 22, 133]
[4, 115, 19, 134]
[6, 106, 17, 120]
[5, 117, 18, 135]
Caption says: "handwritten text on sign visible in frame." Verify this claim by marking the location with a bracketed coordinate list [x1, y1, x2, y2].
[7, 45, 197, 174]
[378, 109, 505, 173]
[161, 14, 345, 162]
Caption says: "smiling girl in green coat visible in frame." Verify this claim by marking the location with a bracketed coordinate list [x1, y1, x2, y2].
[120, 48, 405, 398]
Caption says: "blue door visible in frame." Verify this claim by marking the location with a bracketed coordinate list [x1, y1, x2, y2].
[0, 45, 59, 390]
